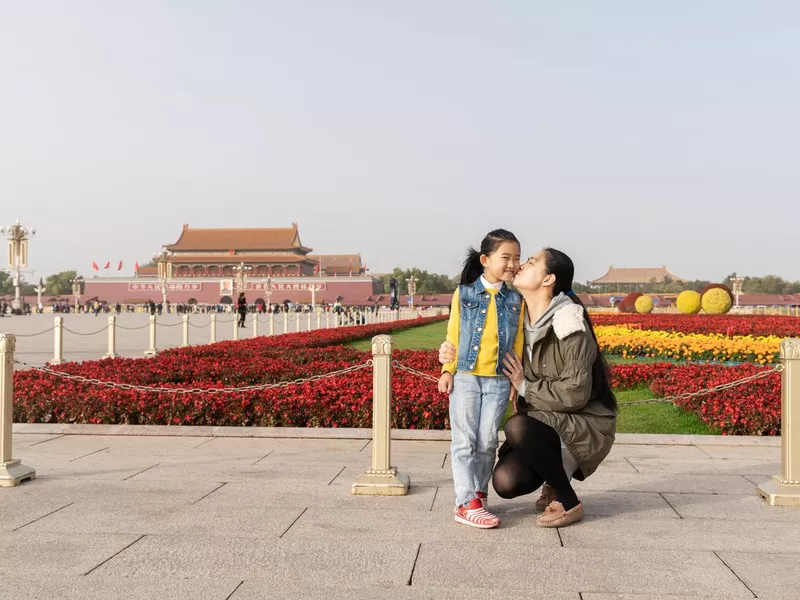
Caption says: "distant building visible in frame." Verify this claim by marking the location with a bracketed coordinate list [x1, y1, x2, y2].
[590, 265, 686, 293]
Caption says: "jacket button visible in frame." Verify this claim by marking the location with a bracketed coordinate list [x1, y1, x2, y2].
[477, 327, 482, 331]
[481, 309, 486, 314]
[473, 345, 479, 350]
[470, 364, 475, 369]
[485, 294, 489, 299]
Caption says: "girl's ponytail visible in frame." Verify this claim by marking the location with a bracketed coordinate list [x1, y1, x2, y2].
[459, 248, 483, 285]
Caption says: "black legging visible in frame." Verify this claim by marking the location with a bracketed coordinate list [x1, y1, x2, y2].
[492, 413, 579, 510]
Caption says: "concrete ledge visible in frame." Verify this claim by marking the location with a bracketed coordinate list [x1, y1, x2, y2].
[11, 423, 781, 446]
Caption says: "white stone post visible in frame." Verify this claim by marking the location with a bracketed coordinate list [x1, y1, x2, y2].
[253, 313, 259, 337]
[283, 314, 289, 335]
[351, 335, 409, 496]
[104, 315, 118, 359]
[295, 313, 301, 333]
[233, 315, 239, 341]
[0, 334, 36, 487]
[269, 313, 275, 336]
[52, 317, 64, 365]
[181, 314, 190, 347]
[144, 315, 158, 356]
[210, 314, 217, 344]
[326, 312, 331, 329]
[307, 313, 312, 332]
[758, 339, 800, 506]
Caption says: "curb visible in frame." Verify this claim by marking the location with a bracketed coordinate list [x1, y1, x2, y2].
[12, 423, 781, 446]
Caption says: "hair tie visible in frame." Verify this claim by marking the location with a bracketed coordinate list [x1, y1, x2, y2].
[566, 290, 575, 297]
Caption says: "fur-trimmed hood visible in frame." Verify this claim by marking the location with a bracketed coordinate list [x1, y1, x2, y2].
[552, 303, 587, 340]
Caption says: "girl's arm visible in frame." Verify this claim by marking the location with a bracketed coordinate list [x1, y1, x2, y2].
[441, 288, 460, 375]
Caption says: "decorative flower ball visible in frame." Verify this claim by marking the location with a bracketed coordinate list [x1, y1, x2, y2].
[701, 288, 733, 314]
[634, 295, 654, 314]
[676, 290, 702, 314]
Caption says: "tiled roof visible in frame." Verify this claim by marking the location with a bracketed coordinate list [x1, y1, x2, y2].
[166, 224, 309, 252]
[169, 255, 311, 264]
[308, 254, 363, 274]
[591, 266, 686, 284]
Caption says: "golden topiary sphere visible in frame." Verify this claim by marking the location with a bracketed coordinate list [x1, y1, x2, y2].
[635, 295, 654, 314]
[701, 288, 732, 314]
[677, 290, 701, 314]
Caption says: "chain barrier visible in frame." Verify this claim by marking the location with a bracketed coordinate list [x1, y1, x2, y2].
[188, 321, 211, 329]
[63, 325, 109, 336]
[620, 363, 784, 406]
[12, 359, 373, 395]
[0, 326, 56, 338]
[391, 361, 785, 408]
[155, 321, 183, 328]
[117, 323, 151, 331]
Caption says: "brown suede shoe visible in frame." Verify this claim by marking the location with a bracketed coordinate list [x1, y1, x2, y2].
[535, 501, 584, 528]
[534, 484, 556, 512]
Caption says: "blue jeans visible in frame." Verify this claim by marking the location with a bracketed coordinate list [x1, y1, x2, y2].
[449, 372, 511, 507]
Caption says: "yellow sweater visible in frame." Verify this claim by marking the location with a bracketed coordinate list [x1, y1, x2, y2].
[442, 287, 525, 377]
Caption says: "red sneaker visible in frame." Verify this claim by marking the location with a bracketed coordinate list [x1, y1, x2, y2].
[454, 497, 500, 529]
[476, 491, 488, 508]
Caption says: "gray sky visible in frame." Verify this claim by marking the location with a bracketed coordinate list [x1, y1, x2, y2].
[2, 1, 798, 284]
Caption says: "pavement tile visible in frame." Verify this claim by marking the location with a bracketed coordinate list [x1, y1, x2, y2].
[0, 532, 141, 576]
[717, 551, 800, 599]
[627, 457, 781, 476]
[129, 461, 345, 484]
[695, 445, 781, 460]
[91, 536, 419, 585]
[606, 444, 712, 459]
[284, 504, 560, 545]
[232, 582, 578, 599]
[413, 544, 752, 597]
[10, 433, 65, 449]
[663, 492, 800, 522]
[0, 577, 240, 600]
[558, 516, 800, 552]
[573, 472, 756, 495]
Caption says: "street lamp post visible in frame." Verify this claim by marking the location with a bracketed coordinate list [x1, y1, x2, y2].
[1, 219, 35, 311]
[731, 273, 745, 309]
[152, 249, 173, 307]
[405, 277, 418, 309]
[263, 277, 273, 312]
[233, 262, 252, 296]
[70, 276, 84, 313]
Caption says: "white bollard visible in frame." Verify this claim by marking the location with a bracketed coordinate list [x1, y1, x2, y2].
[351, 335, 409, 496]
[284, 314, 289, 335]
[233, 315, 239, 341]
[144, 315, 158, 356]
[306, 313, 312, 332]
[0, 334, 36, 487]
[253, 313, 259, 338]
[296, 313, 301, 333]
[326, 312, 331, 329]
[210, 314, 217, 344]
[182, 314, 190, 347]
[104, 315, 118, 359]
[52, 317, 64, 364]
[269, 313, 275, 336]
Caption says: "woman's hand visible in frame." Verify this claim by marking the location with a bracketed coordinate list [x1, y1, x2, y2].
[502, 351, 524, 394]
[438, 341, 456, 365]
[438, 372, 454, 394]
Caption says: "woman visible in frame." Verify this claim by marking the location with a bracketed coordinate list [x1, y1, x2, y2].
[439, 248, 617, 528]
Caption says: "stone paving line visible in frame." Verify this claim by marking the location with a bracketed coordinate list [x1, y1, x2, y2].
[1, 433, 799, 599]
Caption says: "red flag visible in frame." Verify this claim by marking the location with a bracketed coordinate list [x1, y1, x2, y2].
[104, 261, 110, 269]
[134, 261, 140, 272]
[117, 260, 123, 271]
[314, 260, 320, 274]
[92, 261, 99, 272]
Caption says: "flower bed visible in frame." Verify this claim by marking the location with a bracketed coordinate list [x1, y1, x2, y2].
[12, 312, 783, 435]
[612, 362, 780, 435]
[595, 325, 780, 364]
[591, 313, 800, 338]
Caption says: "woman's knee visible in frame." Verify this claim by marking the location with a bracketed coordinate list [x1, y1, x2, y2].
[503, 414, 531, 447]
[491, 465, 516, 499]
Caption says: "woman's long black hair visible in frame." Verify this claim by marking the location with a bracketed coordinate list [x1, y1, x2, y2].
[543, 247, 617, 412]
[460, 229, 520, 285]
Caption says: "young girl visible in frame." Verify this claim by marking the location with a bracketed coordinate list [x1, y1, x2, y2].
[438, 229, 525, 528]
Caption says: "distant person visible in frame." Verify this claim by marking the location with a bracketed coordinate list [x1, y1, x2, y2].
[237, 292, 247, 328]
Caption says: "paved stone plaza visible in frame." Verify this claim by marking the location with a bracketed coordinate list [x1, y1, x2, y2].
[0, 313, 307, 366]
[1, 427, 798, 599]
